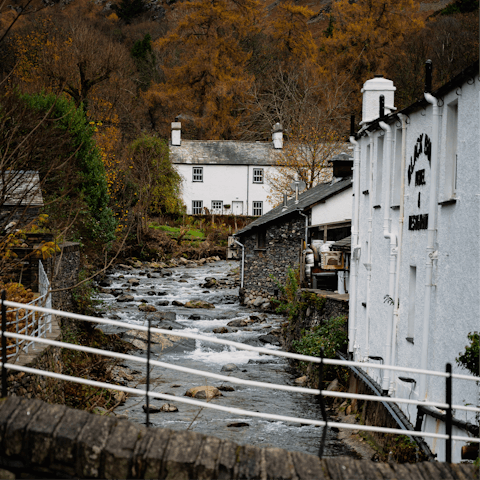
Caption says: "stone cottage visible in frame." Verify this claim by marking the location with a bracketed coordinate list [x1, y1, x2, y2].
[234, 176, 353, 308]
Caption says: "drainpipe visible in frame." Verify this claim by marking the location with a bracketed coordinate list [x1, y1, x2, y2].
[419, 60, 440, 401]
[379, 120, 397, 394]
[234, 239, 245, 289]
[298, 211, 308, 247]
[349, 128, 361, 358]
[364, 131, 374, 360]
[390, 113, 408, 392]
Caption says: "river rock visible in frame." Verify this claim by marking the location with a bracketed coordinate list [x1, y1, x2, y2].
[185, 300, 215, 309]
[185, 386, 222, 400]
[227, 319, 248, 328]
[157, 291, 167, 296]
[227, 422, 249, 428]
[213, 327, 229, 334]
[142, 404, 162, 413]
[253, 296, 265, 307]
[294, 376, 308, 386]
[221, 363, 239, 372]
[147, 291, 156, 295]
[258, 334, 281, 346]
[217, 385, 235, 392]
[160, 403, 178, 412]
[111, 289, 124, 297]
[118, 264, 133, 270]
[117, 294, 134, 302]
[98, 278, 112, 287]
[157, 301, 170, 306]
[189, 314, 201, 320]
[172, 300, 184, 306]
[163, 271, 172, 277]
[203, 277, 217, 288]
[138, 304, 157, 312]
[178, 279, 188, 283]
[128, 278, 140, 286]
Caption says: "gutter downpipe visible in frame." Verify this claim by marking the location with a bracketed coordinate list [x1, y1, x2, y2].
[234, 239, 245, 289]
[419, 90, 440, 401]
[349, 135, 361, 357]
[390, 113, 408, 392]
[379, 120, 397, 394]
[298, 211, 308, 247]
[365, 131, 374, 360]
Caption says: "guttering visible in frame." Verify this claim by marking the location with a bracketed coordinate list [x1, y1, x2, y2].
[234, 239, 245, 289]
[379, 120, 397, 394]
[348, 135, 361, 357]
[419, 89, 440, 401]
[390, 113, 408, 392]
[364, 131, 374, 359]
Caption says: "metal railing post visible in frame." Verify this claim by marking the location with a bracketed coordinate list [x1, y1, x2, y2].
[446, 363, 452, 463]
[318, 347, 328, 459]
[2, 290, 7, 397]
[146, 317, 151, 428]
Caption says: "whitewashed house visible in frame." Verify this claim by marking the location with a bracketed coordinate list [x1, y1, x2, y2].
[169, 123, 284, 216]
[349, 61, 480, 462]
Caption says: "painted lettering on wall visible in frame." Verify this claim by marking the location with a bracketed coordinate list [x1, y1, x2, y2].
[415, 169, 425, 186]
[408, 214, 428, 230]
[408, 134, 432, 185]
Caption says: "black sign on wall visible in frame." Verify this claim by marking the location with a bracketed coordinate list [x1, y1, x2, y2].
[415, 169, 426, 186]
[409, 214, 428, 231]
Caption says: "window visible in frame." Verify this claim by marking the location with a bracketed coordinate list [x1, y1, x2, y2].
[392, 128, 402, 205]
[253, 201, 263, 216]
[444, 100, 458, 199]
[192, 200, 203, 215]
[406, 266, 416, 344]
[375, 135, 384, 206]
[211, 200, 223, 213]
[193, 167, 203, 182]
[256, 230, 266, 249]
[253, 168, 264, 183]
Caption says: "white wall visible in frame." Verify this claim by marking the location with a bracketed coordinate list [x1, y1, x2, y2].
[310, 186, 353, 225]
[352, 76, 480, 462]
[176, 164, 278, 215]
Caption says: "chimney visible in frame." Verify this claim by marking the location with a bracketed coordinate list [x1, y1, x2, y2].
[360, 75, 396, 124]
[272, 123, 283, 149]
[171, 121, 181, 146]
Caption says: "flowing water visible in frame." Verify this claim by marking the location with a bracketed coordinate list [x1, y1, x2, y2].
[95, 260, 356, 457]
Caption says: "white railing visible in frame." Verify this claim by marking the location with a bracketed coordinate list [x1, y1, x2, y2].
[1, 299, 479, 462]
[4, 261, 52, 359]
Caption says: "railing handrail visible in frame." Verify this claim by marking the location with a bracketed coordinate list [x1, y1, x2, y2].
[3, 299, 478, 383]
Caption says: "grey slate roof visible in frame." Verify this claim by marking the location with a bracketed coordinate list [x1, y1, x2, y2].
[170, 140, 278, 166]
[235, 177, 353, 236]
[0, 171, 43, 207]
[332, 235, 351, 251]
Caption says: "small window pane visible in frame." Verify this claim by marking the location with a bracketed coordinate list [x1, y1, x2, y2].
[211, 201, 223, 213]
[193, 167, 203, 182]
[253, 201, 263, 216]
[192, 200, 203, 215]
[253, 168, 263, 183]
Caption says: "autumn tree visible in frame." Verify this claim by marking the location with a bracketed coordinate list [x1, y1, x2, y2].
[146, 0, 261, 139]
[322, 0, 424, 81]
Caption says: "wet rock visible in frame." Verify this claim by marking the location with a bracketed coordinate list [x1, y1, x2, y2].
[172, 300, 184, 306]
[98, 279, 112, 287]
[188, 314, 201, 320]
[157, 291, 167, 296]
[160, 403, 178, 412]
[203, 277, 217, 288]
[118, 264, 133, 270]
[163, 271, 172, 277]
[147, 291, 156, 296]
[111, 289, 124, 297]
[221, 363, 239, 372]
[227, 319, 248, 328]
[138, 304, 157, 312]
[185, 300, 215, 309]
[185, 386, 222, 400]
[217, 385, 235, 392]
[178, 279, 188, 283]
[227, 422, 249, 428]
[249, 314, 266, 322]
[117, 294, 134, 302]
[128, 278, 140, 286]
[202, 291, 210, 294]
[258, 335, 281, 346]
[157, 301, 170, 306]
[142, 404, 162, 413]
[212, 327, 229, 334]
[110, 314, 121, 320]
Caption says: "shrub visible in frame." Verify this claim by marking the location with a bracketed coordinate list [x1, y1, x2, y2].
[456, 332, 479, 376]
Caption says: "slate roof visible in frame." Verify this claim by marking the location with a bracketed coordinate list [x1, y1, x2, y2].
[235, 177, 353, 236]
[332, 235, 351, 251]
[170, 140, 278, 166]
[0, 171, 43, 207]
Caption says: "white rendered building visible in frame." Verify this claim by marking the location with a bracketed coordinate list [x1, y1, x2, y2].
[169, 123, 283, 216]
[349, 61, 480, 462]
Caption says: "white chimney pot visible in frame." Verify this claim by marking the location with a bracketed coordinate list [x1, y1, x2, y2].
[171, 122, 181, 146]
[272, 122, 283, 149]
[361, 76, 396, 124]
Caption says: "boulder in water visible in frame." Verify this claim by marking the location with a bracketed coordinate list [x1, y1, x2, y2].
[160, 403, 178, 412]
[172, 300, 184, 306]
[185, 386, 222, 400]
[138, 304, 157, 312]
[221, 363, 239, 372]
[185, 300, 215, 309]
[227, 319, 248, 328]
[117, 295, 134, 302]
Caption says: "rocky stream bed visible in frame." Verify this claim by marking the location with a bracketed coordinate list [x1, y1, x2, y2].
[93, 258, 362, 458]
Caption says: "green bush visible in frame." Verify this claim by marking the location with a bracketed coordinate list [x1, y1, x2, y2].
[456, 332, 479, 376]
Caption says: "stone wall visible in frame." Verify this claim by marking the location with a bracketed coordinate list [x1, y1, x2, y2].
[240, 215, 304, 308]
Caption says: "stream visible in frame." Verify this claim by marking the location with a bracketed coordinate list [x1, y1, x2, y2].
[94, 259, 357, 457]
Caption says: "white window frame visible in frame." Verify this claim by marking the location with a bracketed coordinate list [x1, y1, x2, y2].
[211, 200, 223, 213]
[253, 201, 263, 216]
[193, 167, 203, 182]
[444, 100, 458, 199]
[192, 200, 203, 215]
[253, 168, 264, 184]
